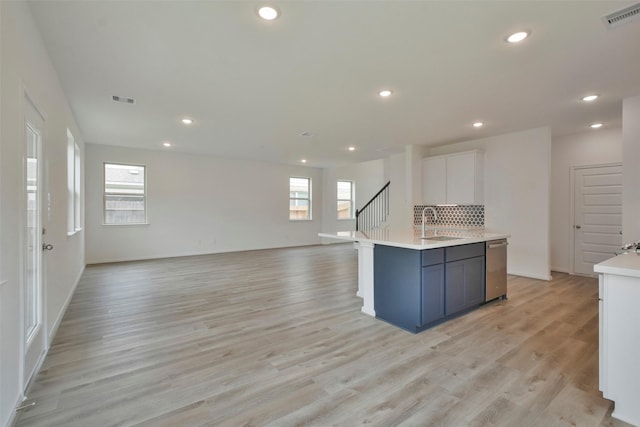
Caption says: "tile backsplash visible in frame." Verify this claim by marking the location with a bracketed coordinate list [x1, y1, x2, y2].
[413, 205, 484, 228]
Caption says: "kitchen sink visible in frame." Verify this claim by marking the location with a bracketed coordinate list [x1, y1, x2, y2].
[421, 236, 462, 241]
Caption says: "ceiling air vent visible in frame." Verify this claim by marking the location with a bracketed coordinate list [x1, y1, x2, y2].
[602, 2, 640, 28]
[112, 95, 135, 104]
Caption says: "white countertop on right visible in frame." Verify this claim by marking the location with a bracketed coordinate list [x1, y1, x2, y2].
[594, 252, 640, 278]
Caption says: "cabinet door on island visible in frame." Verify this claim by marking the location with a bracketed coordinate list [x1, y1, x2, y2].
[373, 245, 445, 333]
[374, 242, 486, 333]
[445, 242, 485, 315]
[421, 264, 445, 325]
[445, 256, 485, 315]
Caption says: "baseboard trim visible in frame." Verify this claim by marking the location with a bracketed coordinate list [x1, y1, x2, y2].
[572, 272, 597, 279]
[24, 349, 47, 395]
[5, 395, 21, 427]
[508, 270, 553, 281]
[551, 267, 570, 274]
[86, 243, 324, 265]
[0, 280, 17, 427]
[320, 239, 346, 245]
[48, 265, 85, 344]
[320, 240, 355, 247]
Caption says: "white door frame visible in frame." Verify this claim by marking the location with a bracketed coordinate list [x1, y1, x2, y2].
[569, 162, 622, 275]
[20, 86, 49, 396]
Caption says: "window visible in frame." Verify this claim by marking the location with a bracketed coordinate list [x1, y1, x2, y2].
[104, 163, 146, 225]
[337, 180, 354, 219]
[289, 177, 311, 220]
[67, 129, 82, 234]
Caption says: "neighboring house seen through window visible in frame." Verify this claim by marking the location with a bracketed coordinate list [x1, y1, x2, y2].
[290, 177, 311, 220]
[104, 163, 146, 225]
[337, 180, 354, 219]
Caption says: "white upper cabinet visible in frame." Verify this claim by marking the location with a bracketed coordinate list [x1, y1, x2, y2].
[422, 150, 483, 205]
[422, 156, 447, 205]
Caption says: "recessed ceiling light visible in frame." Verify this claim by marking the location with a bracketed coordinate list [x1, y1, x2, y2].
[163, 142, 171, 147]
[112, 95, 135, 104]
[507, 31, 529, 43]
[473, 122, 484, 128]
[182, 118, 193, 125]
[348, 146, 356, 151]
[300, 132, 313, 137]
[258, 6, 279, 20]
[591, 123, 603, 129]
[379, 90, 392, 98]
[582, 95, 599, 102]
[301, 159, 307, 163]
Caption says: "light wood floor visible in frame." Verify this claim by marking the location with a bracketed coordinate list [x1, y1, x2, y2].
[17, 244, 630, 427]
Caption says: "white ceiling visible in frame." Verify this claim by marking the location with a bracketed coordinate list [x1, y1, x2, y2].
[28, 1, 640, 168]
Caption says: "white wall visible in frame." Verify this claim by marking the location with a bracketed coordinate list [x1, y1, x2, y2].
[321, 159, 385, 237]
[1, 2, 85, 426]
[428, 127, 552, 280]
[0, 1, 4, 422]
[550, 128, 622, 273]
[406, 145, 428, 206]
[384, 152, 412, 229]
[623, 95, 640, 243]
[85, 144, 325, 263]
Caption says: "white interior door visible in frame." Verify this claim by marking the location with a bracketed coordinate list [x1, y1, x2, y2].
[573, 164, 622, 276]
[23, 96, 46, 388]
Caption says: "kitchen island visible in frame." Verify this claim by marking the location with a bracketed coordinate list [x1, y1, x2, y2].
[319, 227, 510, 333]
[594, 253, 640, 426]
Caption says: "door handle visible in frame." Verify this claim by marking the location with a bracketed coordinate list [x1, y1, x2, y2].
[575, 225, 581, 229]
[42, 243, 53, 251]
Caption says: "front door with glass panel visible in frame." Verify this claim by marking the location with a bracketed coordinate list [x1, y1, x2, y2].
[23, 96, 46, 388]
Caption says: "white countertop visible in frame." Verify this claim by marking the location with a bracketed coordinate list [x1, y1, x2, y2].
[594, 252, 640, 278]
[319, 227, 510, 250]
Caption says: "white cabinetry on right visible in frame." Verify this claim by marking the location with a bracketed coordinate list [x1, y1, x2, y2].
[595, 255, 640, 426]
[422, 150, 483, 205]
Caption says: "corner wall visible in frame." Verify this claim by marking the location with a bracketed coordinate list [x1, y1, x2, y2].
[406, 145, 428, 206]
[385, 153, 412, 229]
[0, 2, 4, 422]
[428, 127, 552, 280]
[85, 144, 324, 263]
[550, 128, 622, 273]
[1, 2, 85, 426]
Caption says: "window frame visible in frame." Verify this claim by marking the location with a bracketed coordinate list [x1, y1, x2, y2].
[66, 129, 82, 236]
[74, 141, 81, 231]
[337, 179, 355, 220]
[289, 176, 312, 221]
[103, 162, 148, 226]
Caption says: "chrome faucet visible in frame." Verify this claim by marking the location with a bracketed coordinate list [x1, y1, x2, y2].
[421, 207, 438, 238]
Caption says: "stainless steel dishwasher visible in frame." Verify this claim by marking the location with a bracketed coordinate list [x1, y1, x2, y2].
[485, 239, 508, 301]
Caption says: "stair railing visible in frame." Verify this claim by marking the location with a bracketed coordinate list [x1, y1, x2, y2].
[355, 181, 390, 231]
